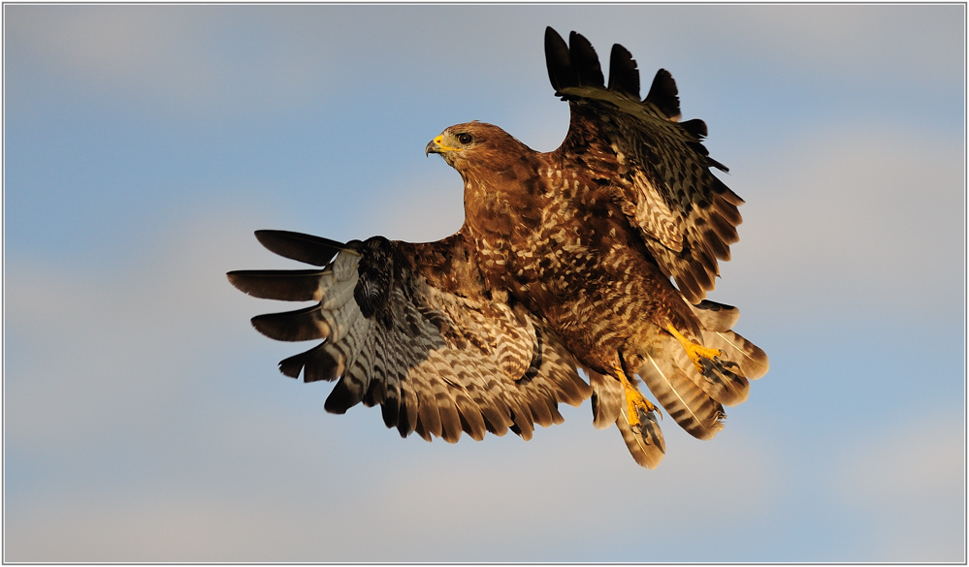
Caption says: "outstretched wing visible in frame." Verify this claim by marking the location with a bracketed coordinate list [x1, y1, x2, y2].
[227, 230, 591, 443]
[545, 27, 744, 304]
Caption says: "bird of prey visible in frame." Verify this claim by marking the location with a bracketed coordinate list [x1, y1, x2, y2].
[227, 27, 768, 469]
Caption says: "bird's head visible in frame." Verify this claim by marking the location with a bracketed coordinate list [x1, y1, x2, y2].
[425, 121, 525, 173]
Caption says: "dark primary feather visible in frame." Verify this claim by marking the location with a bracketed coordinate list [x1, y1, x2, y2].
[607, 43, 640, 99]
[226, 269, 324, 301]
[254, 229, 346, 266]
[568, 31, 605, 88]
[278, 343, 342, 383]
[644, 69, 681, 120]
[544, 27, 575, 92]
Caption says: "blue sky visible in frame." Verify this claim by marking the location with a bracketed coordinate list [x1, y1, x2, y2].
[4, 4, 965, 562]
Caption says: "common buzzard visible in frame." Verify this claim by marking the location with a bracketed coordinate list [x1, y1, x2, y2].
[228, 28, 768, 469]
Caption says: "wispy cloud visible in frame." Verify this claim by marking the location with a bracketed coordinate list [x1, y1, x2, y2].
[835, 417, 965, 562]
[7, 5, 962, 115]
[712, 123, 963, 326]
[5, 209, 275, 447]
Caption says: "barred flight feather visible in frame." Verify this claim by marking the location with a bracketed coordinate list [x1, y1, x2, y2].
[710, 330, 770, 380]
[638, 352, 725, 440]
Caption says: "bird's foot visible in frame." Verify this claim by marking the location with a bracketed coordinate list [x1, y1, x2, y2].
[666, 323, 724, 374]
[615, 365, 657, 427]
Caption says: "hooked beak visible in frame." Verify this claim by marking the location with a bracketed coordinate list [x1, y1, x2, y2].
[425, 134, 462, 157]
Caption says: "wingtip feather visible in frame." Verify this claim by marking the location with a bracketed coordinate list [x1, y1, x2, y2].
[607, 43, 640, 99]
[544, 26, 574, 92]
[227, 269, 324, 301]
[568, 31, 605, 88]
[645, 68, 681, 120]
[254, 230, 346, 266]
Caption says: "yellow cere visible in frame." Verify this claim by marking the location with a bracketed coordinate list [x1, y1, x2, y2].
[434, 134, 463, 152]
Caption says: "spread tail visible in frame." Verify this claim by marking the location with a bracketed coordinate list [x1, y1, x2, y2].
[627, 300, 769, 457]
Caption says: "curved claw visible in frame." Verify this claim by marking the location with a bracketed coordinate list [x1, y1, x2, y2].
[666, 324, 723, 374]
[615, 364, 658, 427]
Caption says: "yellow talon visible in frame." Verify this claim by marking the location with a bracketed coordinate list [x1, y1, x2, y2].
[615, 365, 656, 427]
[666, 323, 723, 374]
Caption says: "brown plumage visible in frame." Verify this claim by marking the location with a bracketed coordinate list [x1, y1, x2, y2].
[228, 27, 768, 469]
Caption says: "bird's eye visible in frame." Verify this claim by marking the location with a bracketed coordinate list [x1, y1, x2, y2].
[457, 133, 473, 145]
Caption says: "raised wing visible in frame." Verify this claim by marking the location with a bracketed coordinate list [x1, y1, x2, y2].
[545, 27, 744, 304]
[227, 230, 591, 443]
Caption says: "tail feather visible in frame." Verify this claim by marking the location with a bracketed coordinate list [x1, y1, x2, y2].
[590, 371, 665, 469]
[708, 329, 769, 380]
[637, 352, 725, 440]
[630, 298, 767, 442]
[686, 299, 739, 331]
[682, 301, 767, 405]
